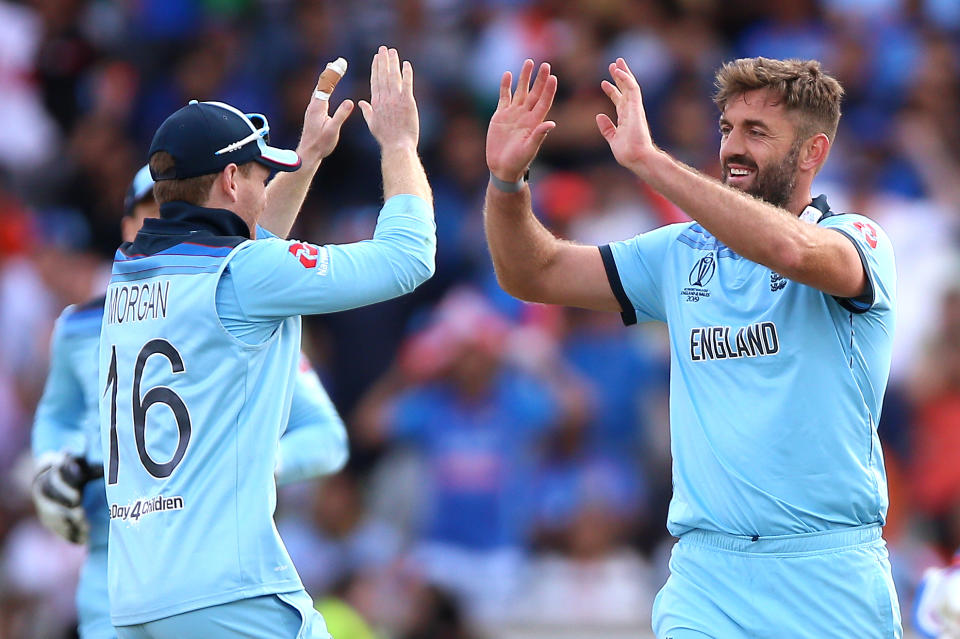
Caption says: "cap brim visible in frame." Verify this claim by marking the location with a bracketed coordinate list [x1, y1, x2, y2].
[256, 142, 301, 173]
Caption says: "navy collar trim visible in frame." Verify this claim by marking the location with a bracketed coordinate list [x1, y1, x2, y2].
[800, 194, 836, 224]
[155, 201, 252, 239]
[121, 202, 250, 258]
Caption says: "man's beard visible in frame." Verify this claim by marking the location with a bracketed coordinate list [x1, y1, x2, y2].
[723, 140, 802, 209]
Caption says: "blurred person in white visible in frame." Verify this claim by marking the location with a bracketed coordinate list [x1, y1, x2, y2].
[915, 552, 960, 639]
[354, 286, 589, 624]
[0, 1, 58, 175]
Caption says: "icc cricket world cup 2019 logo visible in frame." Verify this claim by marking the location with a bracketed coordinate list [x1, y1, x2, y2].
[689, 255, 716, 287]
[682, 254, 715, 303]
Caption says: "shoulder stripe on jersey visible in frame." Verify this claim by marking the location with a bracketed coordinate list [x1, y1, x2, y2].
[117, 243, 236, 261]
[599, 245, 637, 326]
[828, 228, 873, 314]
[109, 265, 223, 282]
[678, 225, 739, 258]
[113, 253, 229, 275]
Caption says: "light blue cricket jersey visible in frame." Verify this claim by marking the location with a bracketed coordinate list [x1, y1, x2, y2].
[99, 196, 434, 625]
[601, 195, 896, 538]
[35, 296, 346, 635]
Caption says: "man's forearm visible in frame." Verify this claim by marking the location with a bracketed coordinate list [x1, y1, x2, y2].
[640, 151, 818, 273]
[483, 184, 562, 302]
[261, 158, 322, 239]
[381, 145, 431, 204]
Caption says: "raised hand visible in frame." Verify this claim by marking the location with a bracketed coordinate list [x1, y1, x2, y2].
[486, 59, 558, 183]
[359, 46, 419, 150]
[596, 58, 658, 177]
[297, 59, 355, 166]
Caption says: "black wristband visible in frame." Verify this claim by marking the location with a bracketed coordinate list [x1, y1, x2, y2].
[489, 170, 528, 193]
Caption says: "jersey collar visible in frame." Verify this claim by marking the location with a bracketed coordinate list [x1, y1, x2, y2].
[155, 201, 252, 239]
[799, 194, 832, 224]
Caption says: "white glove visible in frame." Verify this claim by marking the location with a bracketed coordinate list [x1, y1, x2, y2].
[32, 451, 90, 544]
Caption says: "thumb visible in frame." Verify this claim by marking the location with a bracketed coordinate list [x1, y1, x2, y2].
[357, 100, 373, 126]
[329, 99, 355, 129]
[528, 120, 556, 149]
[596, 113, 616, 141]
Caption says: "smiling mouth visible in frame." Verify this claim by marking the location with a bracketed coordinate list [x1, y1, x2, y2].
[725, 165, 756, 182]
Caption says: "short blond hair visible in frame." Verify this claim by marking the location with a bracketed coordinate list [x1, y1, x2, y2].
[713, 57, 844, 142]
[149, 152, 253, 206]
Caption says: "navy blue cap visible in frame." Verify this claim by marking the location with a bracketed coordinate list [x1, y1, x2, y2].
[123, 165, 155, 216]
[148, 100, 301, 181]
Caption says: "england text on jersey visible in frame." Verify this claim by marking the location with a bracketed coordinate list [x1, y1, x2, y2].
[689, 321, 780, 362]
[106, 281, 170, 325]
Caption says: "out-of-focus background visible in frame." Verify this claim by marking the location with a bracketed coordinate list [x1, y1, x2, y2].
[0, 0, 958, 637]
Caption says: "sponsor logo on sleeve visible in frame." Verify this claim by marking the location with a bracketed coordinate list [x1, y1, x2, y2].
[852, 221, 878, 249]
[288, 242, 319, 268]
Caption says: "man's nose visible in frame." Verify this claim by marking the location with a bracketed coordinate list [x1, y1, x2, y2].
[720, 128, 746, 161]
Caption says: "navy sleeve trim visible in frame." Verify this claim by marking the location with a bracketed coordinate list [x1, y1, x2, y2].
[599, 244, 637, 326]
[829, 228, 874, 314]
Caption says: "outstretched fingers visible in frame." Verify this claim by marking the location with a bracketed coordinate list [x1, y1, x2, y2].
[387, 47, 402, 92]
[402, 60, 414, 96]
[514, 59, 535, 104]
[596, 113, 617, 142]
[370, 48, 383, 105]
[526, 62, 550, 106]
[611, 58, 641, 97]
[531, 73, 558, 122]
[601, 79, 621, 108]
[498, 71, 513, 109]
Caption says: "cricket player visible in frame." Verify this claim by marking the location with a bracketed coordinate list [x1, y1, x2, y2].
[99, 46, 433, 638]
[483, 57, 900, 637]
[32, 164, 350, 639]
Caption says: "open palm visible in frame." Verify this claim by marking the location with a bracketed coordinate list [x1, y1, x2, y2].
[596, 58, 657, 176]
[486, 59, 558, 182]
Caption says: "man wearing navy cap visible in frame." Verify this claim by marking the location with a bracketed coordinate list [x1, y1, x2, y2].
[98, 47, 434, 638]
[33, 163, 353, 639]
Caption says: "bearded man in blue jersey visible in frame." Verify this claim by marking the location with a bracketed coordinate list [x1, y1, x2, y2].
[483, 56, 900, 638]
[98, 46, 434, 639]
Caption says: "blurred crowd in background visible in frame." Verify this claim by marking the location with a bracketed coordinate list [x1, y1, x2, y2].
[0, 0, 959, 637]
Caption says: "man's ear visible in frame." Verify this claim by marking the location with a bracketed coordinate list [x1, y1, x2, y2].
[218, 164, 241, 203]
[800, 133, 830, 173]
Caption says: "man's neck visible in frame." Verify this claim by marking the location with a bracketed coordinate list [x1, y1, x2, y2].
[786, 190, 814, 218]
[204, 197, 255, 236]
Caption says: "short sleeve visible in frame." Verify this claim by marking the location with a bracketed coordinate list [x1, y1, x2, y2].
[600, 224, 680, 325]
[819, 214, 896, 314]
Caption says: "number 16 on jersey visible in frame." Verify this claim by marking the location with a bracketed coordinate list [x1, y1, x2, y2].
[105, 339, 192, 485]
